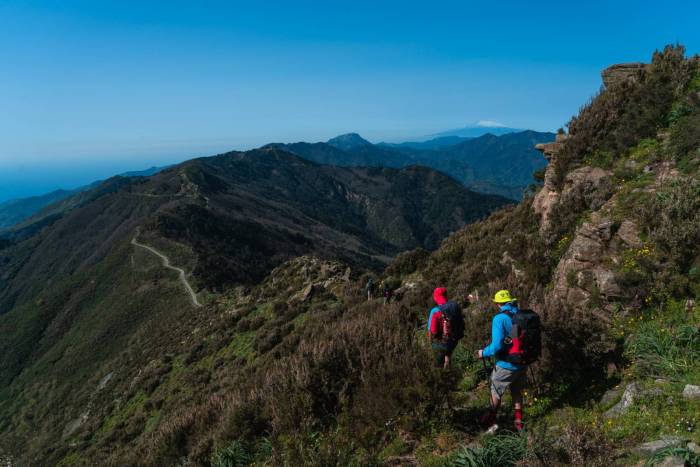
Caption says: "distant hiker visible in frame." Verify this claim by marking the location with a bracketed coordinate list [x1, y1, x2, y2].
[365, 277, 376, 301]
[477, 290, 541, 432]
[383, 283, 393, 305]
[428, 287, 465, 368]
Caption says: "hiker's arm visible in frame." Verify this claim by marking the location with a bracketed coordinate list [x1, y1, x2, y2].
[482, 315, 505, 357]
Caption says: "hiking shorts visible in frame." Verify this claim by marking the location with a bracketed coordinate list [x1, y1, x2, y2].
[432, 342, 457, 368]
[490, 365, 527, 400]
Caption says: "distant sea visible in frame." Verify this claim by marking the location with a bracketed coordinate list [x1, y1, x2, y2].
[0, 159, 176, 203]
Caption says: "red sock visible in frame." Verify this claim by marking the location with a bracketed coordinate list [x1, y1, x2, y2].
[514, 408, 523, 429]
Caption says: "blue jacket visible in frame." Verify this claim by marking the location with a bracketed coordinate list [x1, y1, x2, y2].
[427, 306, 440, 333]
[482, 302, 526, 371]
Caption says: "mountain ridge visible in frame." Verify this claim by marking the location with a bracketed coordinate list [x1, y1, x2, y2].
[274, 129, 554, 200]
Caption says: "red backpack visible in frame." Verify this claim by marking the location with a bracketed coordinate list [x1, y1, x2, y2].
[500, 309, 541, 365]
[432, 302, 464, 345]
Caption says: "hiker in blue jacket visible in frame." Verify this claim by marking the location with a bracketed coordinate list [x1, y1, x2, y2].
[476, 290, 527, 432]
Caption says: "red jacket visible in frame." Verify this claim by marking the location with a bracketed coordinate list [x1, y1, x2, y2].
[428, 287, 448, 336]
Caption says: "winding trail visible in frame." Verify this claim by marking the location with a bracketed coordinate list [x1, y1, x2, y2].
[131, 231, 202, 307]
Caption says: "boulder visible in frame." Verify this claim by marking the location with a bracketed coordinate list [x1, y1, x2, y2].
[605, 382, 639, 418]
[632, 436, 685, 456]
[682, 384, 700, 400]
[601, 62, 646, 88]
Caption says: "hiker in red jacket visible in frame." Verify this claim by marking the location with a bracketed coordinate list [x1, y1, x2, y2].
[427, 287, 465, 368]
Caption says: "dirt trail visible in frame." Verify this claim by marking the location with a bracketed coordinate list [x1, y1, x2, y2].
[131, 232, 202, 307]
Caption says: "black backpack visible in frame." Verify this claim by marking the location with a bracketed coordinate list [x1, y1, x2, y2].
[437, 301, 465, 343]
[501, 309, 541, 365]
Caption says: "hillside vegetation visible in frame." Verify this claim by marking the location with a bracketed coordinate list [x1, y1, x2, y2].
[1, 45, 700, 466]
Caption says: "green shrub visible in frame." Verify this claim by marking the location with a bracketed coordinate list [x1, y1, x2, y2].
[211, 440, 251, 467]
[637, 179, 700, 274]
[451, 433, 527, 467]
[627, 301, 700, 380]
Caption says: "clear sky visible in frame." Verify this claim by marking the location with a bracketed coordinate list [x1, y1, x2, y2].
[1, 0, 699, 201]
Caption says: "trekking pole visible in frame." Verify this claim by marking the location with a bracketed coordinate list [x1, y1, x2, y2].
[528, 365, 540, 397]
[481, 357, 492, 378]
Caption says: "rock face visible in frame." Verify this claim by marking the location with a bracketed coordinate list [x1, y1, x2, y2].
[533, 133, 569, 232]
[601, 62, 646, 88]
[546, 208, 638, 323]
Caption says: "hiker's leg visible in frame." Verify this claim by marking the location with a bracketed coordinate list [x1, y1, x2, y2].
[443, 354, 450, 369]
[433, 348, 446, 368]
[483, 366, 508, 427]
[491, 392, 501, 412]
[510, 370, 526, 430]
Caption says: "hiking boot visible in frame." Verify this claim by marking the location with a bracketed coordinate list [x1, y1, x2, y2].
[484, 423, 499, 435]
[479, 411, 496, 428]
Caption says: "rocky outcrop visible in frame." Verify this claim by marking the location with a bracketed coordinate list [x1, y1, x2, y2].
[546, 210, 637, 318]
[604, 382, 663, 418]
[601, 63, 646, 88]
[533, 133, 569, 232]
[533, 124, 615, 235]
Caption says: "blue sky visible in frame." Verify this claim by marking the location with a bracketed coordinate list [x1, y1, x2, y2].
[1, 0, 699, 201]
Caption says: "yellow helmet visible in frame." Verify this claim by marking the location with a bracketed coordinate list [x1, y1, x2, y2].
[493, 289, 517, 304]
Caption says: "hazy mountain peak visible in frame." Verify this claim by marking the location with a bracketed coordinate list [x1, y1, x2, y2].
[475, 119, 507, 128]
[429, 123, 522, 139]
[327, 133, 372, 150]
